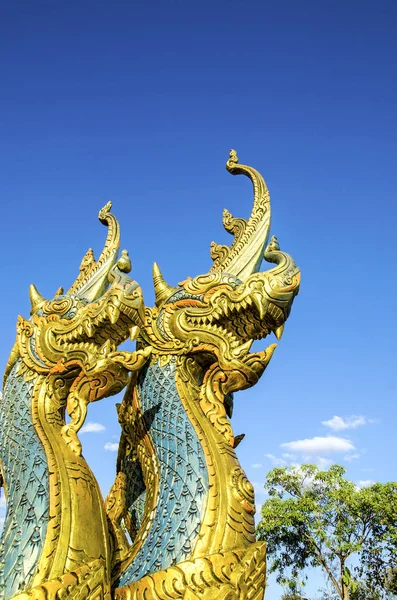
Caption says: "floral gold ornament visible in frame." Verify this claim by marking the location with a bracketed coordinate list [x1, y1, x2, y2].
[0, 151, 300, 600]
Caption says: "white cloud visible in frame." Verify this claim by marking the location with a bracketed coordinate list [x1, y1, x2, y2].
[80, 422, 106, 434]
[0, 496, 6, 508]
[281, 436, 355, 455]
[251, 463, 263, 469]
[358, 480, 375, 488]
[265, 436, 356, 473]
[264, 453, 287, 467]
[344, 452, 361, 462]
[281, 453, 296, 460]
[322, 415, 369, 431]
[104, 442, 119, 452]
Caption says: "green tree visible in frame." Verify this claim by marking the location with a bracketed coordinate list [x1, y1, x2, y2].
[256, 464, 397, 600]
[349, 580, 382, 600]
[279, 577, 309, 599]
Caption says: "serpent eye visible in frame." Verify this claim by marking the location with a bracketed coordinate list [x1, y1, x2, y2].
[41, 295, 89, 319]
[42, 297, 74, 317]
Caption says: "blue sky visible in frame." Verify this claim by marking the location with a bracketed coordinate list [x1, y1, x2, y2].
[1, 1, 396, 597]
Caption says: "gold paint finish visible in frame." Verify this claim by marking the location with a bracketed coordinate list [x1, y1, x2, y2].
[112, 153, 300, 599]
[2, 206, 150, 599]
[2, 153, 300, 600]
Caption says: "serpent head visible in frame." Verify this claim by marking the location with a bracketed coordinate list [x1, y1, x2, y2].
[3, 204, 148, 455]
[5, 203, 144, 382]
[142, 151, 300, 368]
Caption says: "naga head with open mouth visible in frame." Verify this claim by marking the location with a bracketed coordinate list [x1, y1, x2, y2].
[4, 202, 149, 453]
[140, 151, 300, 443]
[143, 150, 300, 361]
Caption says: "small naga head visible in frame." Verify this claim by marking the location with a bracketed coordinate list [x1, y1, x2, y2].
[141, 151, 300, 434]
[4, 203, 146, 413]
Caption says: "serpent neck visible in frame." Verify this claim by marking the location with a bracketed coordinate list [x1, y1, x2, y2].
[0, 357, 112, 597]
[118, 357, 209, 586]
[0, 362, 49, 600]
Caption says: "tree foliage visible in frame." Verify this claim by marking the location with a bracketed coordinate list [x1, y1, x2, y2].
[256, 464, 397, 600]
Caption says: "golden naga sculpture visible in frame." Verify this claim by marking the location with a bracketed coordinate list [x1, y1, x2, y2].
[0, 151, 300, 600]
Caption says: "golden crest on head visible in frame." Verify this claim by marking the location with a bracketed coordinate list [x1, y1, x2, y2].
[152, 262, 177, 307]
[29, 283, 47, 314]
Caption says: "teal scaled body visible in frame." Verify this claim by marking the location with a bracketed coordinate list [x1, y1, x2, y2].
[0, 362, 49, 600]
[118, 358, 209, 586]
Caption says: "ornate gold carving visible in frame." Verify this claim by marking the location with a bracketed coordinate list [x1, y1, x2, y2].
[210, 149, 272, 281]
[10, 560, 111, 600]
[1, 152, 299, 600]
[114, 543, 266, 600]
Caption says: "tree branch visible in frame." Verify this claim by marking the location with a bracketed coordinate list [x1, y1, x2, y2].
[303, 531, 343, 598]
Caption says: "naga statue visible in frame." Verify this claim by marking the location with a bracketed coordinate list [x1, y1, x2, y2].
[0, 151, 300, 600]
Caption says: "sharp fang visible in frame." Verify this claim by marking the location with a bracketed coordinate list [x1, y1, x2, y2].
[107, 305, 120, 325]
[82, 319, 94, 338]
[275, 324, 285, 340]
[100, 340, 112, 356]
[129, 325, 139, 341]
[252, 293, 265, 320]
[232, 339, 253, 358]
[99, 339, 116, 356]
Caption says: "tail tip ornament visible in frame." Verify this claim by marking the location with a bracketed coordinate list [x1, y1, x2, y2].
[226, 148, 239, 171]
[98, 200, 112, 222]
[212, 151, 271, 279]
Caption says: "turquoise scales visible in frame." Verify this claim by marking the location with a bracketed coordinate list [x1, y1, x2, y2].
[117, 358, 209, 586]
[0, 363, 49, 599]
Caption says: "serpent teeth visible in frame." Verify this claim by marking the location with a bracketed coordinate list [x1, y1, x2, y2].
[129, 325, 139, 341]
[274, 324, 284, 340]
[106, 304, 120, 325]
[99, 340, 116, 355]
[82, 319, 94, 338]
[252, 293, 265, 320]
